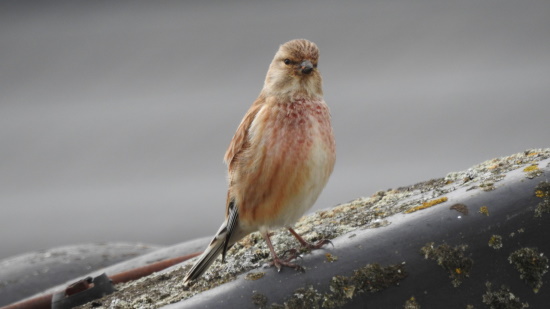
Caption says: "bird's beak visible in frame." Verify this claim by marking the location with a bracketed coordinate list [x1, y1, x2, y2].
[300, 60, 314, 74]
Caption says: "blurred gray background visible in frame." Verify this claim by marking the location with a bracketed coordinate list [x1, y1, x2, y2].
[1, 0, 549, 260]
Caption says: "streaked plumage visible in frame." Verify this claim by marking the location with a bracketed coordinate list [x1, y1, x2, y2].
[183, 39, 335, 285]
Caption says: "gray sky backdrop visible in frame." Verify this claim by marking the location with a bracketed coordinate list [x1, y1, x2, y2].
[1, 0, 549, 260]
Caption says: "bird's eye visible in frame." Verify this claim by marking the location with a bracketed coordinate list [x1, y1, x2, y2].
[283, 59, 291, 65]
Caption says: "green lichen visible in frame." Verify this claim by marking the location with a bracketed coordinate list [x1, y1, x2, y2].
[479, 206, 489, 216]
[245, 272, 266, 281]
[508, 247, 549, 293]
[323, 263, 407, 308]
[280, 286, 323, 309]
[420, 242, 473, 287]
[351, 263, 407, 292]
[482, 282, 528, 309]
[479, 181, 496, 191]
[534, 181, 550, 217]
[267, 263, 407, 309]
[488, 235, 503, 250]
[322, 276, 357, 308]
[450, 203, 469, 215]
[251, 292, 269, 308]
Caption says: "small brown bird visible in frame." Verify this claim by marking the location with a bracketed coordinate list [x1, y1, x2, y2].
[183, 39, 335, 285]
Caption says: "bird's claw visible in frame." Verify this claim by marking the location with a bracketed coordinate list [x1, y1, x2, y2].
[281, 248, 302, 260]
[301, 238, 333, 251]
[268, 255, 305, 273]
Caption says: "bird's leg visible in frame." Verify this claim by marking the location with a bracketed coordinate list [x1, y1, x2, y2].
[261, 231, 304, 272]
[277, 228, 332, 262]
[287, 227, 333, 250]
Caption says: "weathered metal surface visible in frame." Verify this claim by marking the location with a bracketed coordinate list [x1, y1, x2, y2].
[172, 159, 550, 308]
[0, 243, 158, 306]
[2, 238, 209, 308]
[4, 151, 550, 309]
[63, 151, 550, 309]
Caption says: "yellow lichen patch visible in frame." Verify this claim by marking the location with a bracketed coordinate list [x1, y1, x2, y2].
[405, 197, 448, 214]
[404, 296, 421, 309]
[523, 164, 539, 172]
[479, 206, 489, 216]
[523, 164, 543, 179]
[245, 272, 265, 281]
[325, 253, 338, 263]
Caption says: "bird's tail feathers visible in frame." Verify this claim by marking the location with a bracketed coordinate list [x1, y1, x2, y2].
[183, 223, 229, 285]
[183, 202, 240, 285]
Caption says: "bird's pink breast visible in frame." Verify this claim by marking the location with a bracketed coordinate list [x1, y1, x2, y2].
[237, 98, 335, 229]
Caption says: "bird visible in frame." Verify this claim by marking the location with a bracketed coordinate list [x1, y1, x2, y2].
[183, 39, 336, 285]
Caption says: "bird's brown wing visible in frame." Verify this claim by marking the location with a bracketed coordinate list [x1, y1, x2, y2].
[223, 95, 265, 170]
[223, 95, 265, 216]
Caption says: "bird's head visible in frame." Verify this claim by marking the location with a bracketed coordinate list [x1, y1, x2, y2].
[263, 39, 323, 99]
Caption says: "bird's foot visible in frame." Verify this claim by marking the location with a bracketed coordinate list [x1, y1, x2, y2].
[287, 227, 333, 252]
[299, 238, 333, 251]
[280, 248, 302, 261]
[269, 255, 305, 273]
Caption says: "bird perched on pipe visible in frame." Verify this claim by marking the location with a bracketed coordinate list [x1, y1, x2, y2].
[183, 39, 336, 285]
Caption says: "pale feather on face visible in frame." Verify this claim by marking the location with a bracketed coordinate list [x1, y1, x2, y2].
[263, 39, 323, 99]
